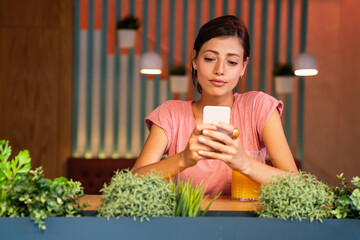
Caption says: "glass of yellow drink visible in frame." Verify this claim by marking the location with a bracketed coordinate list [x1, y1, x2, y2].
[231, 150, 262, 201]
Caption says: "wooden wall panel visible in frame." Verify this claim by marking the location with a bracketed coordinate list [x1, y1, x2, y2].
[0, 0, 73, 179]
[0, 28, 59, 176]
[0, 0, 59, 27]
[57, 0, 73, 178]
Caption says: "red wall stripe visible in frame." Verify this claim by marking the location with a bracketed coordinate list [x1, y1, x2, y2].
[94, 0, 102, 30]
[121, 0, 130, 17]
[107, 0, 116, 54]
[215, 0, 223, 17]
[148, 0, 156, 51]
[228, 0, 236, 15]
[173, 0, 183, 65]
[239, 0, 249, 93]
[80, 0, 89, 30]
[186, 0, 196, 100]
[201, 0, 210, 25]
[134, 0, 143, 55]
[160, 0, 170, 78]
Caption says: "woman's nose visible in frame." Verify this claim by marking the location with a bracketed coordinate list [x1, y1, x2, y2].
[213, 61, 224, 76]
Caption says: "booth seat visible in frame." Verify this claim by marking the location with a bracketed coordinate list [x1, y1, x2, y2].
[67, 157, 301, 195]
[67, 158, 137, 194]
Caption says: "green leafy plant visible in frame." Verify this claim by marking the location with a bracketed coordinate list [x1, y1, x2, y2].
[98, 169, 175, 221]
[331, 173, 360, 219]
[273, 63, 295, 76]
[0, 140, 31, 200]
[171, 177, 221, 217]
[256, 171, 335, 222]
[170, 65, 186, 75]
[0, 140, 87, 230]
[116, 15, 140, 30]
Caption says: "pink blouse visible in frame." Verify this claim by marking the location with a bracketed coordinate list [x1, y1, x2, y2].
[145, 91, 283, 196]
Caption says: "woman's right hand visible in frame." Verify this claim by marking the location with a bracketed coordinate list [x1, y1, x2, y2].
[181, 123, 218, 167]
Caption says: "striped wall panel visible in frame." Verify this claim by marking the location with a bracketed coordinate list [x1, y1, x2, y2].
[73, 0, 308, 160]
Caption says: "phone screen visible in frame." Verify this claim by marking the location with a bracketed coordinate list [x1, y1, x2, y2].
[203, 106, 231, 124]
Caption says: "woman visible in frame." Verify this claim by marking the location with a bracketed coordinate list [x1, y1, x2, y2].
[133, 15, 298, 196]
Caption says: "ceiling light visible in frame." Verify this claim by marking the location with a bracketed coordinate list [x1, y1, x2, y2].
[139, 51, 163, 75]
[294, 53, 318, 76]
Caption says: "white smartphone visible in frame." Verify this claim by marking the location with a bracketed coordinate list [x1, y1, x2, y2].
[203, 106, 231, 125]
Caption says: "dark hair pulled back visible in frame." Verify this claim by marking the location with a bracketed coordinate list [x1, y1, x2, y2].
[191, 15, 250, 93]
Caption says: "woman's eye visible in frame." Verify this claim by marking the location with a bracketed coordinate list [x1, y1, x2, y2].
[204, 57, 214, 62]
[228, 61, 238, 65]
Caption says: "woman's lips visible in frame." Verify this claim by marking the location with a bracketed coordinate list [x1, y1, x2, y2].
[209, 79, 226, 87]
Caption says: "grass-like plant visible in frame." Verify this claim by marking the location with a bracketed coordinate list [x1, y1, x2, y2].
[256, 171, 335, 222]
[97, 169, 175, 221]
[171, 177, 221, 217]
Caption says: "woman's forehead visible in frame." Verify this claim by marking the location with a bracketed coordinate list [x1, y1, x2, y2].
[199, 36, 244, 56]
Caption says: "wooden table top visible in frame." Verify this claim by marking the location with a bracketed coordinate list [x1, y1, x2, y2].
[80, 195, 259, 212]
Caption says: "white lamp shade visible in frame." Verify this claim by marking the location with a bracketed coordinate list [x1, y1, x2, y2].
[140, 52, 163, 75]
[294, 53, 318, 76]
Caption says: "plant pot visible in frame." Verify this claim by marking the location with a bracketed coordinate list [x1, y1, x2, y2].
[117, 29, 137, 48]
[169, 75, 189, 94]
[274, 76, 295, 94]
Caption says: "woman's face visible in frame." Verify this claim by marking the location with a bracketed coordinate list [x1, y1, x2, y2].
[193, 36, 248, 97]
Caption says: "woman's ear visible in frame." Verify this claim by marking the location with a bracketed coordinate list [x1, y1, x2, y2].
[191, 50, 197, 70]
[240, 57, 249, 75]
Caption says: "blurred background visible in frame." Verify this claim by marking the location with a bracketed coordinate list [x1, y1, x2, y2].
[0, 0, 359, 187]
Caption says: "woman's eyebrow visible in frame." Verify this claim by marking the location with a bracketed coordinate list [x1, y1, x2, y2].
[203, 49, 241, 58]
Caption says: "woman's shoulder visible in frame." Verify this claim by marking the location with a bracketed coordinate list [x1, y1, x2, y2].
[235, 91, 274, 103]
[150, 100, 194, 118]
[160, 99, 191, 107]
[157, 100, 193, 112]
[146, 100, 193, 130]
[234, 91, 283, 115]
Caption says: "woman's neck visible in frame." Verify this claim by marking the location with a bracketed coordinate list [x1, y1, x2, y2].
[197, 92, 235, 109]
[192, 92, 235, 124]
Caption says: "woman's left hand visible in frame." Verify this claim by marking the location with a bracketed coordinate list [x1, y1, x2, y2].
[197, 122, 250, 172]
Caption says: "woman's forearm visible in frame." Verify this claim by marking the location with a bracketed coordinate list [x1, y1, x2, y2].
[132, 151, 190, 179]
[242, 157, 298, 185]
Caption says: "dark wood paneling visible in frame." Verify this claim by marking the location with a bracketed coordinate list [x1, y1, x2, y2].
[0, 28, 59, 177]
[0, 0, 60, 27]
[57, 0, 73, 177]
[0, 0, 73, 179]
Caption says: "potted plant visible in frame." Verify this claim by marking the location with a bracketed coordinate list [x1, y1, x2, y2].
[273, 63, 295, 94]
[169, 65, 188, 94]
[116, 15, 140, 48]
[0, 140, 87, 230]
[256, 171, 335, 222]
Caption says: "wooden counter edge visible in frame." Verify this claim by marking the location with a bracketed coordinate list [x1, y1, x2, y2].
[80, 195, 259, 212]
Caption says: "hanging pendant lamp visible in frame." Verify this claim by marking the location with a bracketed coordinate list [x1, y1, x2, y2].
[139, 51, 163, 75]
[294, 53, 318, 76]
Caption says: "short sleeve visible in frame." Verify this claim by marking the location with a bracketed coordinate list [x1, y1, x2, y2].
[253, 92, 283, 147]
[145, 101, 174, 153]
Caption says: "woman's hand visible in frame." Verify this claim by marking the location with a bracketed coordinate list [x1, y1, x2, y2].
[181, 123, 218, 168]
[196, 122, 250, 172]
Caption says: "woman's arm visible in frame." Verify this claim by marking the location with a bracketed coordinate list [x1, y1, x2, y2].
[133, 123, 217, 178]
[262, 110, 299, 171]
[132, 124, 186, 178]
[240, 110, 299, 183]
